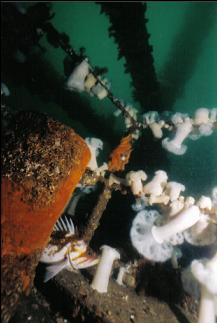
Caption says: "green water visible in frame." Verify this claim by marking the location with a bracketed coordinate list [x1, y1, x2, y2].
[5, 2, 217, 195]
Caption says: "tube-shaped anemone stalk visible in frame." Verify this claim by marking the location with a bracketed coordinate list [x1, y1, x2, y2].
[91, 245, 120, 293]
[152, 205, 200, 244]
[191, 252, 217, 323]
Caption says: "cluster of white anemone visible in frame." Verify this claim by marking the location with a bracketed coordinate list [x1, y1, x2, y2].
[65, 58, 109, 100]
[112, 169, 217, 263]
[143, 107, 217, 155]
[62, 61, 217, 312]
[65, 59, 216, 155]
[89, 182, 217, 296]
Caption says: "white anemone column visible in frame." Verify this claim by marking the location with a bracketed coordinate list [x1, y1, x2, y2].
[152, 205, 200, 243]
[91, 245, 120, 293]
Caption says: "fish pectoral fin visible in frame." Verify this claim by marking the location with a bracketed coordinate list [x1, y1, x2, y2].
[44, 259, 68, 283]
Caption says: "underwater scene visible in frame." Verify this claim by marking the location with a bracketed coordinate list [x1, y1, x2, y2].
[1, 2, 217, 323]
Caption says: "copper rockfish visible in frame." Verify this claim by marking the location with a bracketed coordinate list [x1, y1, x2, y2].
[40, 216, 98, 282]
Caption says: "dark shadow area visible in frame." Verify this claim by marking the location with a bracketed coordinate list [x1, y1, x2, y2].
[136, 262, 192, 322]
[127, 131, 169, 175]
[136, 262, 183, 303]
[34, 266, 97, 323]
[9, 290, 56, 323]
[168, 304, 190, 323]
[161, 2, 217, 108]
[179, 242, 217, 269]
[97, 2, 162, 110]
[97, 2, 170, 173]
[89, 190, 139, 262]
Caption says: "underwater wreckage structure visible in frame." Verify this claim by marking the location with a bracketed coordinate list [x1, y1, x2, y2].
[1, 2, 217, 323]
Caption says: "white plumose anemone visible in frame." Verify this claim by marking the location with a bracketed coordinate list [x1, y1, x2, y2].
[162, 117, 192, 155]
[65, 59, 89, 92]
[166, 182, 185, 202]
[130, 209, 174, 262]
[191, 253, 217, 323]
[143, 170, 168, 197]
[143, 111, 164, 138]
[126, 170, 147, 196]
[85, 137, 103, 171]
[194, 108, 210, 125]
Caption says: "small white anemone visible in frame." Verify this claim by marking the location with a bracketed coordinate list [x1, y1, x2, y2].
[143, 170, 168, 197]
[143, 111, 164, 138]
[65, 59, 89, 92]
[184, 196, 195, 209]
[143, 111, 159, 126]
[91, 78, 109, 100]
[198, 123, 213, 136]
[149, 121, 165, 139]
[125, 105, 138, 129]
[166, 182, 185, 202]
[193, 108, 215, 137]
[210, 108, 217, 123]
[169, 198, 185, 217]
[162, 117, 192, 155]
[197, 196, 212, 211]
[85, 137, 103, 171]
[126, 170, 147, 197]
[194, 108, 210, 125]
[212, 187, 217, 206]
[116, 265, 130, 286]
[171, 113, 188, 125]
[1, 83, 10, 96]
[84, 73, 97, 92]
[184, 196, 216, 246]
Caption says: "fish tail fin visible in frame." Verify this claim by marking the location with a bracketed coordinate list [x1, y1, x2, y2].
[43, 260, 68, 283]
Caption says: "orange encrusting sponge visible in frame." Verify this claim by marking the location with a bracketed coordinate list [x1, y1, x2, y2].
[1, 133, 90, 257]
